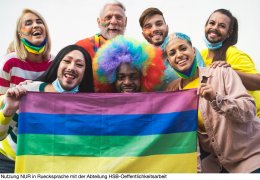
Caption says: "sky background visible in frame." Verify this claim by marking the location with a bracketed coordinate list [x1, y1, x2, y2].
[0, 0, 260, 71]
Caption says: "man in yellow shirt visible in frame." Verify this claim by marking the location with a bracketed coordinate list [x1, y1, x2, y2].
[201, 8, 260, 117]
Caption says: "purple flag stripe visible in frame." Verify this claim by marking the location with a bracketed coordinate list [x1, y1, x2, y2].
[20, 89, 198, 115]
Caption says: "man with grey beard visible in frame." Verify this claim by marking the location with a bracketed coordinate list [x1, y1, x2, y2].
[76, 0, 127, 59]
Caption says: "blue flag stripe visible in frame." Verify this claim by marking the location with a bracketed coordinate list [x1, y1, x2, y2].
[18, 110, 197, 136]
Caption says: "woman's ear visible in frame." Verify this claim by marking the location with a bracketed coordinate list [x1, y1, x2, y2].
[193, 47, 196, 56]
[18, 32, 23, 39]
[162, 50, 168, 61]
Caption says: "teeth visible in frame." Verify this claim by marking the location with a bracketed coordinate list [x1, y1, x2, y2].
[177, 59, 187, 65]
[33, 31, 41, 36]
[209, 31, 219, 36]
[65, 74, 75, 79]
[122, 88, 134, 92]
[122, 90, 134, 92]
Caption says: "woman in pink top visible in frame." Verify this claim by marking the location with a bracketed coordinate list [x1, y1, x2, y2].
[164, 32, 260, 173]
[0, 8, 53, 95]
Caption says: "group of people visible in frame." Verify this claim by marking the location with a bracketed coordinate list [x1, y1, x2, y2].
[0, 0, 260, 173]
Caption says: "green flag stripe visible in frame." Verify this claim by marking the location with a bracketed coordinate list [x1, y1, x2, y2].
[17, 132, 196, 157]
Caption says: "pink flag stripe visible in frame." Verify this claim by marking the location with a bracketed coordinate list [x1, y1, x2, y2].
[20, 89, 198, 115]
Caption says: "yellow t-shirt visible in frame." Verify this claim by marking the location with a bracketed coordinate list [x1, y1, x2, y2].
[201, 46, 260, 117]
[183, 78, 205, 132]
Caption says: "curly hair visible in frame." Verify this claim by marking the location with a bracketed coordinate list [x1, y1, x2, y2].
[93, 36, 165, 92]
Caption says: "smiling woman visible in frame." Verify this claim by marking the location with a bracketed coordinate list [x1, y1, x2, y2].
[56, 50, 86, 91]
[164, 32, 260, 173]
[0, 8, 54, 95]
[0, 44, 94, 173]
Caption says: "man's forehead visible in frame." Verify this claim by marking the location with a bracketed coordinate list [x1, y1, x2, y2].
[118, 64, 139, 73]
[143, 14, 165, 25]
[101, 4, 125, 17]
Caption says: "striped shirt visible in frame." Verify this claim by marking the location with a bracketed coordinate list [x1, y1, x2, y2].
[0, 52, 53, 95]
[0, 81, 47, 161]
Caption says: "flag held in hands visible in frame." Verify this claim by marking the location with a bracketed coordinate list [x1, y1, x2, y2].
[15, 89, 198, 173]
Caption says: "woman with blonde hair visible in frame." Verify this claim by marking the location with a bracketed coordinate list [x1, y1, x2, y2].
[0, 8, 53, 95]
[6, 41, 15, 54]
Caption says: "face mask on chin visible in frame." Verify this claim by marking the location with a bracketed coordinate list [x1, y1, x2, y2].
[204, 36, 223, 50]
[21, 38, 47, 54]
[52, 79, 79, 93]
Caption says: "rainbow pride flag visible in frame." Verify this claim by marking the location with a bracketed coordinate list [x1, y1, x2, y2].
[15, 89, 198, 173]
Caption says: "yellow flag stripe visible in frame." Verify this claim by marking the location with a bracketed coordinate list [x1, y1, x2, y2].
[16, 153, 197, 173]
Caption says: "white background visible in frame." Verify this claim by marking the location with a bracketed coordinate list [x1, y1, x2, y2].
[0, 0, 259, 71]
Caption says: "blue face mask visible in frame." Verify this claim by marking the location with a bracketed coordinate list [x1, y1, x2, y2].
[52, 79, 79, 93]
[204, 36, 223, 50]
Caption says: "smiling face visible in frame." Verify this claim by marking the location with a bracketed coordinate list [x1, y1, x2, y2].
[142, 14, 168, 46]
[98, 4, 127, 40]
[165, 37, 195, 72]
[57, 50, 86, 91]
[115, 63, 141, 93]
[205, 12, 231, 43]
[19, 12, 46, 45]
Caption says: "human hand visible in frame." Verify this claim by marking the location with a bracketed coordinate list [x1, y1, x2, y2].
[2, 86, 27, 117]
[18, 80, 33, 86]
[210, 61, 230, 69]
[197, 83, 216, 102]
[6, 86, 27, 99]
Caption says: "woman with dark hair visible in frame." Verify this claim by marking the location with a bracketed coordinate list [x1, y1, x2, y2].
[0, 44, 94, 173]
[165, 32, 260, 173]
[201, 8, 260, 117]
[35, 44, 94, 93]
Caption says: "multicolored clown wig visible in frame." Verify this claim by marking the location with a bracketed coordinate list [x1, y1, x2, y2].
[93, 35, 165, 92]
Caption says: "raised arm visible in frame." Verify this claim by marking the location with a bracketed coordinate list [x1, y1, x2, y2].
[199, 67, 256, 123]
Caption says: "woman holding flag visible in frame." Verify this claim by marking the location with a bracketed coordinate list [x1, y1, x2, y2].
[0, 44, 94, 173]
[164, 32, 260, 173]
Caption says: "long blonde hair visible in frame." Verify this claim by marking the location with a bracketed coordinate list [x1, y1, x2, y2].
[6, 41, 15, 54]
[14, 8, 51, 61]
